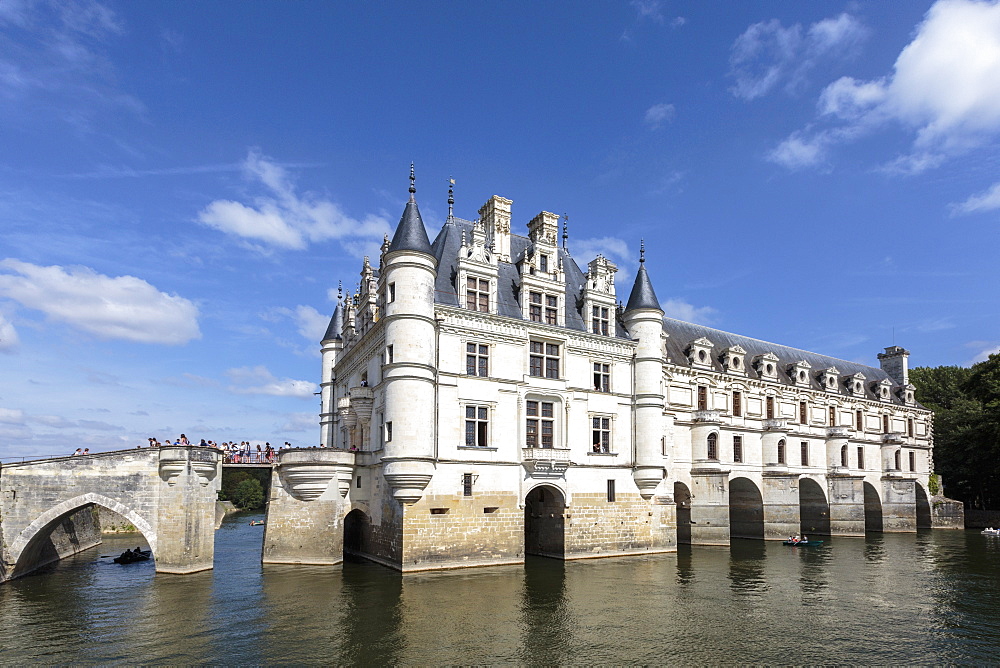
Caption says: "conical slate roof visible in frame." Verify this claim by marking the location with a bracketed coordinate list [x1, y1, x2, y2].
[625, 260, 661, 312]
[389, 198, 433, 255]
[322, 300, 343, 342]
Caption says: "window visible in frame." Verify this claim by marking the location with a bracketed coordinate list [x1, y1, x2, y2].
[466, 343, 489, 377]
[545, 295, 558, 325]
[883, 414, 890, 434]
[465, 405, 489, 447]
[707, 432, 718, 460]
[593, 363, 610, 392]
[829, 406, 837, 426]
[592, 306, 610, 335]
[698, 386, 708, 411]
[766, 396, 775, 419]
[466, 277, 489, 312]
[529, 291, 542, 322]
[463, 473, 473, 496]
[592, 416, 611, 453]
[856, 409, 864, 432]
[733, 435, 743, 463]
[539, 254, 549, 273]
[777, 439, 786, 465]
[801, 441, 809, 466]
[909, 451, 916, 472]
[908, 418, 914, 438]
[356, 476, 361, 489]
[733, 391, 742, 417]
[526, 400, 555, 448]
[894, 449, 902, 470]
[607, 479, 616, 502]
[840, 444, 848, 468]
[386, 345, 394, 365]
[385, 421, 392, 442]
[799, 401, 808, 424]
[857, 446, 864, 469]
[388, 282, 395, 302]
[529, 341, 560, 379]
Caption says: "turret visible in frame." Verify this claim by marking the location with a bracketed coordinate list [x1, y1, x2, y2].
[380, 165, 438, 504]
[319, 286, 344, 448]
[623, 242, 666, 499]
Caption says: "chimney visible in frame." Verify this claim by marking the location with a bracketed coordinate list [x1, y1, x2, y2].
[877, 346, 910, 386]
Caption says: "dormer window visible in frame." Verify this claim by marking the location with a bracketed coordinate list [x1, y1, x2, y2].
[789, 360, 812, 388]
[466, 277, 490, 312]
[539, 254, 549, 273]
[528, 291, 559, 325]
[848, 372, 866, 397]
[754, 353, 779, 381]
[687, 337, 714, 369]
[721, 345, 747, 374]
[875, 378, 893, 402]
[592, 305, 610, 335]
[899, 383, 916, 405]
[820, 367, 840, 393]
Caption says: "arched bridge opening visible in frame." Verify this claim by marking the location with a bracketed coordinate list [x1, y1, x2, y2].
[729, 477, 764, 540]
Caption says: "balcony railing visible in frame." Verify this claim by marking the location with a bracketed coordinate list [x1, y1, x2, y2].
[693, 409, 723, 423]
[826, 426, 851, 439]
[763, 418, 787, 431]
[521, 447, 571, 476]
[882, 432, 905, 444]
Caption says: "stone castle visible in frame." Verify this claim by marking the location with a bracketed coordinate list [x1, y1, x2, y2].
[261, 168, 957, 572]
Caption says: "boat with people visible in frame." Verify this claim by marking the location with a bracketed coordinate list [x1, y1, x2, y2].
[249, 520, 265, 526]
[112, 548, 151, 564]
[783, 536, 824, 547]
[982, 527, 1000, 536]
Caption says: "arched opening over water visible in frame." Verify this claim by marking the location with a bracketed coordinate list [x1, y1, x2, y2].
[674, 481, 692, 545]
[729, 477, 764, 540]
[915, 483, 932, 529]
[343, 508, 372, 559]
[524, 485, 565, 559]
[799, 477, 830, 536]
[864, 481, 883, 532]
[12, 499, 154, 579]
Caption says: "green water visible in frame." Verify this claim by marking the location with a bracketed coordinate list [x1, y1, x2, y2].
[1, 513, 998, 664]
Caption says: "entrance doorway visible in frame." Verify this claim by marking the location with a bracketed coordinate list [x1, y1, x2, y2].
[343, 509, 371, 558]
[524, 486, 565, 558]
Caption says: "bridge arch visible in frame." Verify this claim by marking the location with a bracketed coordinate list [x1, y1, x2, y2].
[729, 477, 764, 540]
[799, 477, 830, 536]
[915, 483, 932, 529]
[864, 481, 883, 532]
[524, 484, 566, 558]
[10, 492, 156, 577]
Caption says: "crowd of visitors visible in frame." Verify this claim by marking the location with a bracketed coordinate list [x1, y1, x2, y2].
[71, 437, 329, 462]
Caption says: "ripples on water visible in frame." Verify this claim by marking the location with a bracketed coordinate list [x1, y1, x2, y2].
[2, 514, 999, 664]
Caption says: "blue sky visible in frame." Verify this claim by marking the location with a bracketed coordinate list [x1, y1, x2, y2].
[2, 0, 999, 458]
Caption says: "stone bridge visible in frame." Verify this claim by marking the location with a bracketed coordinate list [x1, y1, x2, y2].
[0, 446, 220, 582]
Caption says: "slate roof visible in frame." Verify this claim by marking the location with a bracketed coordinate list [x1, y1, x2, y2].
[660, 317, 912, 405]
[625, 261, 661, 312]
[389, 198, 433, 256]
[322, 300, 343, 342]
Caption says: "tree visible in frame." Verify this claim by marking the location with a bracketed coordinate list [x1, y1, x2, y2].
[912, 353, 1000, 509]
[232, 478, 265, 510]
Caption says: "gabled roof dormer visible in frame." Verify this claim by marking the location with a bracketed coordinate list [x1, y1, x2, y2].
[721, 345, 747, 375]
[754, 352, 780, 381]
[687, 337, 714, 369]
[899, 382, 916, 406]
[820, 366, 840, 393]
[457, 218, 499, 315]
[582, 255, 617, 336]
[875, 377, 894, 402]
[789, 360, 812, 388]
[847, 371, 866, 397]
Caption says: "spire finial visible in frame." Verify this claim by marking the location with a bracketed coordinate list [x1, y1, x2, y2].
[640, 239, 646, 264]
[409, 163, 415, 200]
[562, 213, 569, 250]
[448, 177, 455, 219]
[337, 280, 343, 301]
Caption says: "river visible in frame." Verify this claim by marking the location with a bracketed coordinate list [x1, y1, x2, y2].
[1, 511, 998, 664]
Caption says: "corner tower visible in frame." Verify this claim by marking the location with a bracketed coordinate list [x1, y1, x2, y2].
[380, 165, 438, 503]
[623, 242, 666, 498]
[319, 287, 344, 448]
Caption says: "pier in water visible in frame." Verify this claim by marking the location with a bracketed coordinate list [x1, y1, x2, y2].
[1, 512, 998, 664]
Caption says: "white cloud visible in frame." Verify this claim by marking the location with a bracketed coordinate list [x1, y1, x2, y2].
[226, 365, 318, 398]
[282, 412, 318, 433]
[0, 260, 200, 344]
[953, 181, 1000, 214]
[631, 0, 664, 24]
[968, 341, 1000, 364]
[767, 131, 830, 169]
[644, 103, 675, 129]
[729, 13, 867, 100]
[0, 408, 26, 424]
[661, 298, 717, 325]
[773, 0, 1000, 171]
[198, 150, 392, 251]
[291, 305, 329, 342]
[0, 312, 19, 351]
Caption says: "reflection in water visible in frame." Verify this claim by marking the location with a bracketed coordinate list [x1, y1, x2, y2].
[2, 518, 1000, 663]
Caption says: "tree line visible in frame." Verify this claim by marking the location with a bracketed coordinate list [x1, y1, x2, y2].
[911, 353, 1000, 510]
